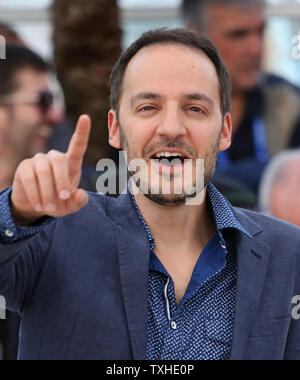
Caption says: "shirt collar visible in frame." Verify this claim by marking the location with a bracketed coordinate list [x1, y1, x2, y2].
[129, 182, 252, 251]
[206, 182, 252, 239]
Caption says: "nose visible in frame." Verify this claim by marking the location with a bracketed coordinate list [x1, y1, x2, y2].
[156, 107, 187, 139]
[247, 32, 264, 58]
[43, 104, 64, 126]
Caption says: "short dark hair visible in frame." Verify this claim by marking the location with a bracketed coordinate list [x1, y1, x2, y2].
[0, 45, 49, 99]
[182, 0, 265, 30]
[110, 28, 231, 118]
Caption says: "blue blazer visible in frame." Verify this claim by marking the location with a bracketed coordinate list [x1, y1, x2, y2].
[0, 191, 300, 360]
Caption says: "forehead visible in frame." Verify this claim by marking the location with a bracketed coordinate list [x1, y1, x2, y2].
[207, 3, 265, 31]
[121, 43, 220, 101]
[14, 67, 48, 93]
[281, 158, 300, 179]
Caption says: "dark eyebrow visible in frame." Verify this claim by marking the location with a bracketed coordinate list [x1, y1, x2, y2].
[130, 92, 162, 108]
[130, 92, 215, 109]
[184, 93, 215, 109]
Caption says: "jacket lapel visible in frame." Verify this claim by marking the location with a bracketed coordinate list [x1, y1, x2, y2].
[109, 192, 150, 360]
[229, 208, 271, 360]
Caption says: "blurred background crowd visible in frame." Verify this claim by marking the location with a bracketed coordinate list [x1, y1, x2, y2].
[0, 0, 299, 360]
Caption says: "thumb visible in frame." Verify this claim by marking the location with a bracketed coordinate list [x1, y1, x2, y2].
[74, 189, 89, 206]
[67, 189, 89, 211]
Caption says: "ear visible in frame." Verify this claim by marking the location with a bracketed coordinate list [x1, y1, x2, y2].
[108, 109, 121, 150]
[0, 107, 9, 139]
[218, 113, 232, 152]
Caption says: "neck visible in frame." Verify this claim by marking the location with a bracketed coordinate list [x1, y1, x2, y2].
[231, 90, 248, 134]
[133, 185, 217, 254]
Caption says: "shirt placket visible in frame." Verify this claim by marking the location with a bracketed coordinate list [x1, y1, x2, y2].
[161, 276, 184, 360]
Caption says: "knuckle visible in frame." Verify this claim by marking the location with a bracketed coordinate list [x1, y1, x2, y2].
[49, 151, 66, 166]
[18, 163, 33, 180]
[48, 150, 63, 160]
[48, 149, 58, 156]
[33, 153, 46, 161]
[18, 159, 31, 172]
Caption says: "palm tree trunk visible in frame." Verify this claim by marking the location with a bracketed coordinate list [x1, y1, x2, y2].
[52, 0, 122, 165]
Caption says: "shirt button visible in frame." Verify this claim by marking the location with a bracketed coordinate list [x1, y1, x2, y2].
[171, 321, 177, 330]
[5, 229, 14, 238]
[220, 241, 226, 249]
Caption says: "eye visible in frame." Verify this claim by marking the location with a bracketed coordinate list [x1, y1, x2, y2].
[227, 30, 249, 40]
[188, 106, 205, 114]
[138, 105, 156, 112]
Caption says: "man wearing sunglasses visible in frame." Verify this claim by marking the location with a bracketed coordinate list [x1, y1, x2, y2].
[0, 45, 63, 191]
[0, 45, 63, 360]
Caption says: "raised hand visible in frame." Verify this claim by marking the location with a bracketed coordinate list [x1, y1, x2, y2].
[11, 115, 91, 226]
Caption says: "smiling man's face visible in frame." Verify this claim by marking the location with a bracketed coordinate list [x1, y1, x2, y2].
[109, 43, 232, 206]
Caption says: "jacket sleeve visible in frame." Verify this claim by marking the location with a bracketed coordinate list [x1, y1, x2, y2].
[0, 188, 57, 314]
[0, 188, 53, 244]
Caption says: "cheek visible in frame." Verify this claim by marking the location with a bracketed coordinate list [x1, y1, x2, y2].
[0, 112, 8, 136]
[191, 120, 221, 149]
[16, 105, 42, 126]
[122, 119, 157, 156]
[215, 43, 243, 74]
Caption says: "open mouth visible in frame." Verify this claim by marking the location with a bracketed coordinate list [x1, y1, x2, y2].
[37, 125, 53, 138]
[150, 151, 189, 168]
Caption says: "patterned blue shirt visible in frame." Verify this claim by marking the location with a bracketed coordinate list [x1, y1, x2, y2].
[0, 183, 252, 360]
[130, 182, 252, 360]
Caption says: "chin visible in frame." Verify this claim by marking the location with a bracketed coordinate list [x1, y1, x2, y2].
[144, 192, 187, 207]
[143, 179, 206, 207]
[30, 137, 47, 156]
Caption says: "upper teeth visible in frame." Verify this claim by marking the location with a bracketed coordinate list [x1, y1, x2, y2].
[155, 152, 184, 158]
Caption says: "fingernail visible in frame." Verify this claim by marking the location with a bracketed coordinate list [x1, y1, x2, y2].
[45, 203, 56, 213]
[35, 204, 43, 213]
[60, 190, 71, 200]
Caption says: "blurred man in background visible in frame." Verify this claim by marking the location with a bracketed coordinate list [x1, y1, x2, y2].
[0, 45, 63, 190]
[182, 0, 300, 194]
[259, 150, 300, 227]
[0, 44, 63, 360]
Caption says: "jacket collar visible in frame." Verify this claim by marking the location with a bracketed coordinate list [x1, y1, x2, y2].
[127, 181, 254, 250]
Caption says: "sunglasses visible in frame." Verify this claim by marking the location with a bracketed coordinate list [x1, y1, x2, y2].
[1, 91, 54, 114]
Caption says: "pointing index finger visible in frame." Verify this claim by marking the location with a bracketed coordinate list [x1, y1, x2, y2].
[67, 115, 91, 176]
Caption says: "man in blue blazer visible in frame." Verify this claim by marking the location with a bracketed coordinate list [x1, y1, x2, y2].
[0, 28, 300, 360]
